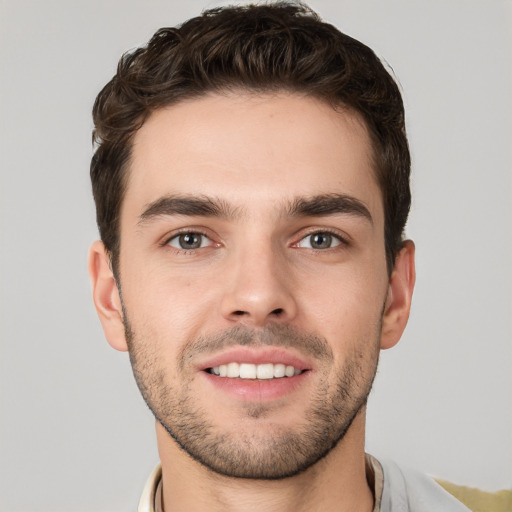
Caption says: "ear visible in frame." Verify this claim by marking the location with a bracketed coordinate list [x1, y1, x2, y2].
[380, 240, 416, 350]
[88, 240, 128, 352]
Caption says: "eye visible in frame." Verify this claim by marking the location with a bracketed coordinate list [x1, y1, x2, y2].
[296, 232, 343, 250]
[167, 232, 212, 250]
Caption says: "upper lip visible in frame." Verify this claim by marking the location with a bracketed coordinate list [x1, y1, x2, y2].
[198, 347, 313, 372]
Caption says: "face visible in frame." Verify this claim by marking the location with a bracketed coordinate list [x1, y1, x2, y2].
[91, 92, 413, 479]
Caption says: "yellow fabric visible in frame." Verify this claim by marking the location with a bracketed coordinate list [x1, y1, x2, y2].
[436, 480, 512, 512]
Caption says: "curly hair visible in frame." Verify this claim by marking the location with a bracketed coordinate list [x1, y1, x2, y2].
[91, 2, 410, 276]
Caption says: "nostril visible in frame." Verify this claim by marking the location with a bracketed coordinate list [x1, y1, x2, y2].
[271, 308, 284, 316]
[233, 310, 247, 316]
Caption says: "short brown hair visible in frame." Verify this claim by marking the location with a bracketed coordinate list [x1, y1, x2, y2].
[91, 2, 411, 275]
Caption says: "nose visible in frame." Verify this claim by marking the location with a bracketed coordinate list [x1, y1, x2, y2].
[220, 243, 298, 327]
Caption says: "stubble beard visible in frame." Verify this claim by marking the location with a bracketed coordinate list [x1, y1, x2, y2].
[124, 320, 381, 480]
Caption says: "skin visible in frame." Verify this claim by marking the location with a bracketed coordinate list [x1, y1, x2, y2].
[89, 92, 415, 512]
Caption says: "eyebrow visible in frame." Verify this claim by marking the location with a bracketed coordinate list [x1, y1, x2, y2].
[285, 193, 373, 224]
[138, 195, 241, 225]
[137, 193, 372, 225]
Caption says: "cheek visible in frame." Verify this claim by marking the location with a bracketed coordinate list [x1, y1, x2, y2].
[298, 268, 387, 326]
[295, 267, 387, 374]
[121, 265, 220, 342]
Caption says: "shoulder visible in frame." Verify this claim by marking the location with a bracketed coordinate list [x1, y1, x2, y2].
[376, 458, 472, 512]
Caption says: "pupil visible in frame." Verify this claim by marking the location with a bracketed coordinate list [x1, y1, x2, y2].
[312, 233, 331, 249]
[180, 233, 201, 249]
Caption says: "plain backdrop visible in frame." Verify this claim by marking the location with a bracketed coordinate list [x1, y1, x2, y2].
[1, 0, 511, 510]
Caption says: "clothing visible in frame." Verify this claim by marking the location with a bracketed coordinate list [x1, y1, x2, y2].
[137, 455, 471, 512]
[374, 458, 471, 512]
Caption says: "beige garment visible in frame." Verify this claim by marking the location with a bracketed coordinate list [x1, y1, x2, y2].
[138, 454, 384, 512]
[137, 464, 162, 512]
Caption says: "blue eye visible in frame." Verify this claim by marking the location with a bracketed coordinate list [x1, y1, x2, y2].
[297, 232, 342, 249]
[167, 233, 211, 250]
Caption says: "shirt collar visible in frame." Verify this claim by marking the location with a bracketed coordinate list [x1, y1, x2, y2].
[137, 464, 162, 512]
[138, 455, 384, 512]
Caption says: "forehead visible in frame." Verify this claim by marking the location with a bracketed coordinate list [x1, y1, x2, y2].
[124, 92, 381, 222]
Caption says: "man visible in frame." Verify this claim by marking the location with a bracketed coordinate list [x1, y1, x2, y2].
[88, 3, 470, 511]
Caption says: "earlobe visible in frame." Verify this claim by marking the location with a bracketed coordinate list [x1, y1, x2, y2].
[88, 240, 128, 352]
[380, 240, 416, 350]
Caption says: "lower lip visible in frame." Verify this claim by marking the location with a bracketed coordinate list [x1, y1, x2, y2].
[201, 371, 310, 401]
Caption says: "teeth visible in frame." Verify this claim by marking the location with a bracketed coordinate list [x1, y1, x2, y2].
[227, 362, 239, 378]
[211, 363, 302, 379]
[256, 363, 273, 380]
[240, 363, 257, 379]
[274, 363, 285, 378]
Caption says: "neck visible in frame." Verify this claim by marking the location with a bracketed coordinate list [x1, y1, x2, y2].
[156, 409, 374, 512]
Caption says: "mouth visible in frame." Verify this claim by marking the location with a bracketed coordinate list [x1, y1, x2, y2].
[198, 348, 312, 401]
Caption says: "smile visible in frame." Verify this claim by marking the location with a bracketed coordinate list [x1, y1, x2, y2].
[208, 362, 303, 379]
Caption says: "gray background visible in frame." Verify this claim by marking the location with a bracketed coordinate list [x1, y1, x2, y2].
[1, 0, 511, 510]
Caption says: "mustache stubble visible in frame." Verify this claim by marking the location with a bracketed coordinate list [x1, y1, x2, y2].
[177, 323, 334, 372]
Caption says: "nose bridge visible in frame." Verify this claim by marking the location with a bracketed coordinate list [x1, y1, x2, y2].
[220, 233, 297, 325]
